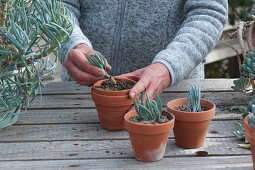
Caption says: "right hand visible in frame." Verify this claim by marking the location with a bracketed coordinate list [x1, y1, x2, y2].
[64, 43, 112, 86]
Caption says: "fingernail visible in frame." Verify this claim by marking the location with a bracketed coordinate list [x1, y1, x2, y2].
[130, 92, 135, 99]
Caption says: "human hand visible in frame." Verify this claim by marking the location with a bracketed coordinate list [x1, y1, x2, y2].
[115, 63, 171, 100]
[64, 43, 112, 86]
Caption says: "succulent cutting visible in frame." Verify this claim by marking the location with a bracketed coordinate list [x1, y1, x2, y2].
[133, 91, 162, 122]
[187, 85, 201, 112]
[86, 51, 116, 84]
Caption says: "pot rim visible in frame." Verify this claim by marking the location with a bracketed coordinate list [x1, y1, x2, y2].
[124, 110, 175, 135]
[91, 89, 134, 106]
[166, 98, 216, 122]
[92, 78, 136, 96]
[167, 98, 215, 113]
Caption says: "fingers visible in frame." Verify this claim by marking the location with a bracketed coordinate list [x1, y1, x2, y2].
[115, 69, 143, 82]
[129, 74, 152, 99]
[66, 61, 99, 86]
[146, 82, 165, 100]
[105, 59, 112, 71]
[65, 43, 113, 86]
[67, 49, 105, 78]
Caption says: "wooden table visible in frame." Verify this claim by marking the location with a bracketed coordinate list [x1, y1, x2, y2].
[0, 79, 253, 169]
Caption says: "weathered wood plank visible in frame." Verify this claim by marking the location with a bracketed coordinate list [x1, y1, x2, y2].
[41, 79, 237, 94]
[17, 107, 242, 124]
[0, 120, 241, 142]
[0, 156, 252, 170]
[29, 92, 252, 109]
[0, 138, 250, 161]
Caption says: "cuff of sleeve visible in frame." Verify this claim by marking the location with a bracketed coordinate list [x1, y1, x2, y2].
[152, 58, 175, 86]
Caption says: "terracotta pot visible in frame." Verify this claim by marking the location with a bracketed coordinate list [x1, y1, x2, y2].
[91, 79, 136, 131]
[167, 98, 215, 149]
[244, 114, 255, 169]
[124, 110, 175, 162]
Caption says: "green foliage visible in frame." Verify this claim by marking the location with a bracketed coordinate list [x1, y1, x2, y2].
[239, 97, 255, 118]
[187, 85, 201, 112]
[87, 52, 108, 75]
[228, 0, 255, 25]
[242, 52, 255, 77]
[248, 114, 255, 128]
[133, 91, 162, 122]
[86, 51, 116, 84]
[231, 53, 255, 93]
[248, 105, 255, 128]
[231, 77, 251, 91]
[233, 122, 246, 140]
[0, 0, 73, 120]
[233, 122, 251, 149]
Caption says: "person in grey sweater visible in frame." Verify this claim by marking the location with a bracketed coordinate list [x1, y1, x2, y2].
[60, 0, 228, 99]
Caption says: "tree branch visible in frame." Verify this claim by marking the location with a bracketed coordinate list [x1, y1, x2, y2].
[247, 21, 254, 52]
[222, 35, 242, 77]
[237, 22, 247, 59]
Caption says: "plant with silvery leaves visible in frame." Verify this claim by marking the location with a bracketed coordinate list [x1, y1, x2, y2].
[0, 0, 73, 120]
[248, 105, 255, 128]
[133, 90, 162, 122]
[187, 85, 201, 112]
[86, 51, 116, 84]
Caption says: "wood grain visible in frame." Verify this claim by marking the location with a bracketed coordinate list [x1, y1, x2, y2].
[0, 138, 250, 161]
[1, 79, 250, 169]
[41, 79, 237, 94]
[29, 92, 252, 110]
[17, 108, 242, 125]
[0, 156, 252, 169]
[0, 120, 242, 142]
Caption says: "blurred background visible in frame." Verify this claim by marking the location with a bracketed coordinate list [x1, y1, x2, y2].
[205, 0, 255, 79]
[45, 0, 255, 83]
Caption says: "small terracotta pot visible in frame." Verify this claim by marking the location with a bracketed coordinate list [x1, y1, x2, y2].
[91, 79, 136, 131]
[167, 98, 215, 149]
[124, 110, 175, 162]
[244, 114, 255, 169]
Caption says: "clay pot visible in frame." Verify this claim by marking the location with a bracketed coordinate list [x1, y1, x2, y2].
[124, 110, 175, 162]
[167, 98, 215, 149]
[91, 79, 136, 131]
[244, 114, 255, 169]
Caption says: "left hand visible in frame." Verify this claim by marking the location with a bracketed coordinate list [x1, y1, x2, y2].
[115, 63, 171, 100]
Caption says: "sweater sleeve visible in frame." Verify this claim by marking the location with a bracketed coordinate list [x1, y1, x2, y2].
[152, 0, 228, 85]
[58, 0, 92, 66]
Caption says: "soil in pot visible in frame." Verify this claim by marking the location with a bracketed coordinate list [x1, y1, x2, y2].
[95, 79, 134, 91]
[124, 111, 175, 162]
[128, 111, 171, 125]
[92, 79, 136, 131]
[175, 105, 208, 112]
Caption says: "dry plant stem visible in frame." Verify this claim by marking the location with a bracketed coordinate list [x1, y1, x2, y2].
[0, 1, 7, 49]
[237, 22, 247, 59]
[227, 31, 237, 39]
[0, 1, 7, 27]
[247, 21, 254, 52]
[222, 36, 242, 76]
[250, 76, 255, 90]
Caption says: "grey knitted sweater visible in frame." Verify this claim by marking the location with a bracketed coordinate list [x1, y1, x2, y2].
[59, 0, 228, 85]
